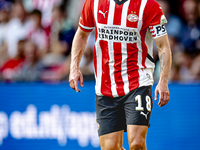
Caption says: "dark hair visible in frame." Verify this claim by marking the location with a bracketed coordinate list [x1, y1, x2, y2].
[30, 9, 42, 18]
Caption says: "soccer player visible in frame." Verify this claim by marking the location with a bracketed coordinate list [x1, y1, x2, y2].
[69, 0, 172, 149]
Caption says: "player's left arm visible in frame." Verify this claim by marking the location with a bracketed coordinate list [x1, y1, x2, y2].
[154, 34, 172, 107]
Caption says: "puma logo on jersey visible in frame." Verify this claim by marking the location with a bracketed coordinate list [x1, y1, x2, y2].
[99, 10, 107, 18]
[140, 112, 149, 119]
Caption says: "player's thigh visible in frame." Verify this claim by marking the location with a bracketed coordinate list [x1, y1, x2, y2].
[127, 125, 148, 148]
[99, 130, 124, 150]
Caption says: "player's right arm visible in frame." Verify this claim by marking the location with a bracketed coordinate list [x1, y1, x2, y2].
[69, 28, 90, 92]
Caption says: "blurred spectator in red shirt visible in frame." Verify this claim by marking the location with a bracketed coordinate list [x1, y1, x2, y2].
[13, 40, 43, 81]
[1, 39, 25, 81]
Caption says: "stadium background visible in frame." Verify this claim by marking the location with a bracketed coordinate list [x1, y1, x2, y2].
[0, 0, 199, 150]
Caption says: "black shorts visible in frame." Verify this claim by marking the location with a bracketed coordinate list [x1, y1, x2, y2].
[95, 86, 153, 136]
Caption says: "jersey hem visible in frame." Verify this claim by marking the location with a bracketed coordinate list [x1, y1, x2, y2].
[95, 84, 154, 98]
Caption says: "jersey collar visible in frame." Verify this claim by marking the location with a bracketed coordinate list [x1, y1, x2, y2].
[113, 0, 128, 5]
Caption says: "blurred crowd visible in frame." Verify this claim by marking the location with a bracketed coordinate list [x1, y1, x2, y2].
[0, 0, 199, 83]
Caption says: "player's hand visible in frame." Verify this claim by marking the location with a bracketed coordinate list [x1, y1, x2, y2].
[154, 82, 170, 107]
[69, 69, 83, 92]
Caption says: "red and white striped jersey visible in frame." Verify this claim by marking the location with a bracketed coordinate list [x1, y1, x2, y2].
[79, 0, 167, 97]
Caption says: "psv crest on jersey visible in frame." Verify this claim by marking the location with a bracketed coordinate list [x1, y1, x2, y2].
[127, 14, 138, 22]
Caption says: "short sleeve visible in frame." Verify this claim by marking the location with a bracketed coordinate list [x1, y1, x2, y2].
[146, 0, 168, 39]
[79, 0, 95, 32]
[149, 1, 167, 26]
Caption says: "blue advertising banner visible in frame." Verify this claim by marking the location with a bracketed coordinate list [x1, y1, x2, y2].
[0, 81, 199, 150]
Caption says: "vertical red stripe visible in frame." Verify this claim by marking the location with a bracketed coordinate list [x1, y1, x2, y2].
[141, 28, 148, 68]
[113, 3, 125, 96]
[99, 41, 112, 96]
[113, 3, 123, 26]
[125, 0, 143, 91]
[97, 0, 110, 24]
[126, 0, 141, 28]
[126, 43, 139, 90]
[113, 43, 125, 96]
